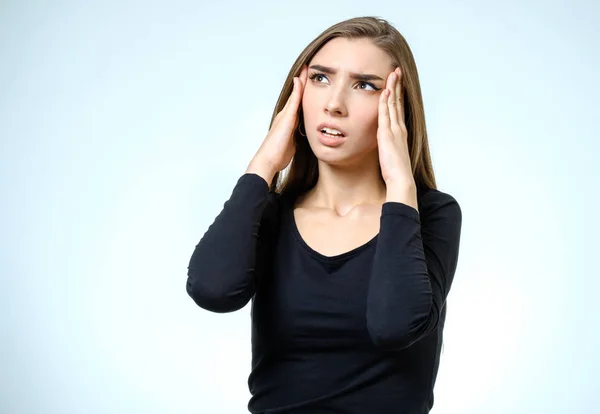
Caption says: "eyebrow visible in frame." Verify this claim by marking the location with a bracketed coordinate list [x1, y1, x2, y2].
[308, 64, 384, 82]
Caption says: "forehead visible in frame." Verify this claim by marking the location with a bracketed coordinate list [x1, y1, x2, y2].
[310, 37, 392, 74]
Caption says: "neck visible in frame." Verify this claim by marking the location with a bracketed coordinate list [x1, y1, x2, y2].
[299, 157, 387, 216]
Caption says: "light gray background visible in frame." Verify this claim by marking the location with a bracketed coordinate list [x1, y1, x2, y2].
[2, 0, 598, 413]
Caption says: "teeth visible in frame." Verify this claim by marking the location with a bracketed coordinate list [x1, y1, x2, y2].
[322, 127, 343, 136]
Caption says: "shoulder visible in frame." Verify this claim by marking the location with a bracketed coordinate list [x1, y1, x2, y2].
[417, 188, 462, 254]
[417, 187, 462, 226]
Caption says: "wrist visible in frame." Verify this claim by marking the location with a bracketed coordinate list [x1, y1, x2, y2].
[246, 157, 277, 185]
[385, 180, 418, 211]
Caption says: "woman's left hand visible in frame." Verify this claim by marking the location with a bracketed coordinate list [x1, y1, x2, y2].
[377, 67, 415, 188]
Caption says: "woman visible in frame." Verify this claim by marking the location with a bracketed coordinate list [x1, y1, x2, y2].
[187, 16, 462, 414]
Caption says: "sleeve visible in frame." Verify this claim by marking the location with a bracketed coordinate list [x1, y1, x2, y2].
[366, 189, 462, 350]
[186, 173, 279, 313]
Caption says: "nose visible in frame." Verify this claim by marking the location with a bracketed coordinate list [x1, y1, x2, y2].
[324, 89, 347, 117]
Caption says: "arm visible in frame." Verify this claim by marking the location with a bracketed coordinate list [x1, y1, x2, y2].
[186, 172, 279, 313]
[187, 63, 308, 313]
[366, 189, 462, 350]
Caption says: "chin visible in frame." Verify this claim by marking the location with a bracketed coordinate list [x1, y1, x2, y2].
[316, 155, 349, 167]
[310, 147, 355, 167]
[311, 142, 379, 168]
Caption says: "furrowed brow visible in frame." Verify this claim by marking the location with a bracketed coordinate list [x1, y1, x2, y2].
[308, 64, 384, 82]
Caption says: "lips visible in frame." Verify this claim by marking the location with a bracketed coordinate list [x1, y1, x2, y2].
[316, 122, 347, 137]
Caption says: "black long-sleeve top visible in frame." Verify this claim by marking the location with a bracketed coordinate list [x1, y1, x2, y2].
[187, 173, 462, 413]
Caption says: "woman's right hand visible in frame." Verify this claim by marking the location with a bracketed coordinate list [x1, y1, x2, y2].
[247, 65, 308, 180]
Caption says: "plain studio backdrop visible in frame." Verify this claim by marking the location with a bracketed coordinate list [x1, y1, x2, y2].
[1, 0, 598, 413]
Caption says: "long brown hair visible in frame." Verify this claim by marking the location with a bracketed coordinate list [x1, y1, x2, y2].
[268, 16, 437, 201]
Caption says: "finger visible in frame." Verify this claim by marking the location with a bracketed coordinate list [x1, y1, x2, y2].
[281, 77, 298, 113]
[282, 66, 307, 114]
[299, 64, 308, 88]
[378, 88, 391, 131]
[394, 67, 405, 126]
[387, 72, 400, 128]
[284, 78, 303, 130]
[298, 66, 308, 99]
[288, 77, 303, 112]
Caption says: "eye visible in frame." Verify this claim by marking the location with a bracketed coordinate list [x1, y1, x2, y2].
[308, 72, 328, 83]
[358, 81, 379, 91]
[308, 72, 380, 92]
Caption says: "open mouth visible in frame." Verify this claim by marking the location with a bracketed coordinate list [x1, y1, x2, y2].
[319, 127, 346, 138]
[317, 129, 346, 147]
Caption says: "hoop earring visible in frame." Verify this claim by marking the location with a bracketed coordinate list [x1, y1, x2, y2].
[298, 122, 307, 137]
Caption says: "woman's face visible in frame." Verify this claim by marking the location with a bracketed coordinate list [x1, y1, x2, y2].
[302, 37, 394, 167]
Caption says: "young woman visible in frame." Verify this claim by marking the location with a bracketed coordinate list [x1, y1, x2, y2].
[187, 16, 462, 414]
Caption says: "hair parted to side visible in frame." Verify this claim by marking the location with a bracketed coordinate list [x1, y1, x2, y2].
[268, 16, 437, 200]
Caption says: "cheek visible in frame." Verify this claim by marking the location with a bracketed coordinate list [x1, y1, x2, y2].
[353, 107, 379, 132]
[301, 92, 318, 124]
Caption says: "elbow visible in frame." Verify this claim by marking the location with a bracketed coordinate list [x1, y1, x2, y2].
[186, 271, 253, 313]
[367, 304, 439, 351]
[367, 320, 416, 351]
